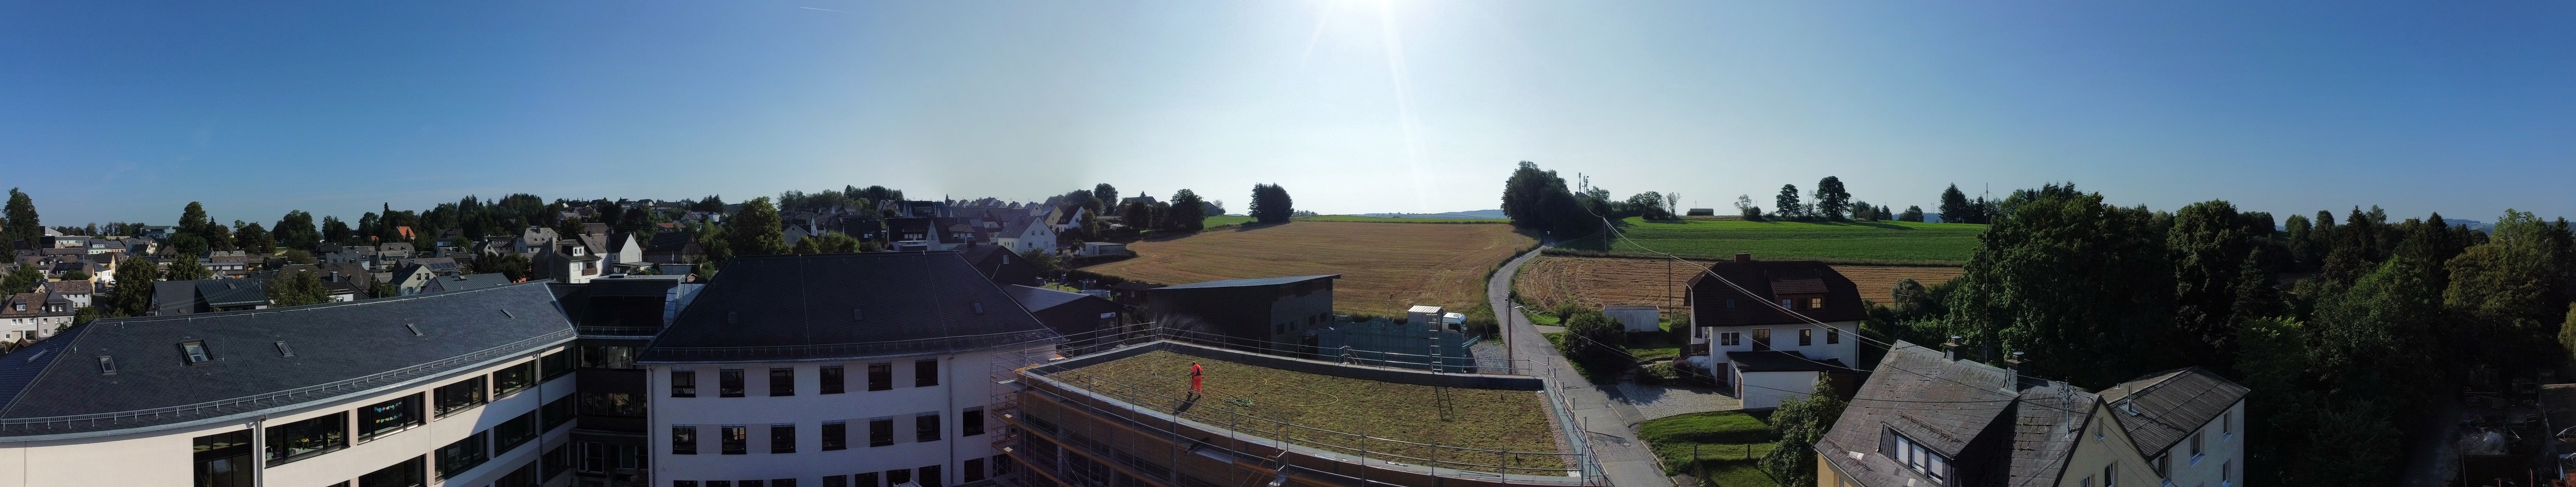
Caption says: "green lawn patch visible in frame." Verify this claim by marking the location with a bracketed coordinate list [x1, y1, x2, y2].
[1553, 217, 1985, 265]
[1200, 215, 1256, 227]
[1639, 411, 1781, 486]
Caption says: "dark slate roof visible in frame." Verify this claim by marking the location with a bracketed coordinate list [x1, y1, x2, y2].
[646, 232, 696, 251]
[196, 280, 269, 307]
[1003, 285, 1090, 313]
[1816, 341, 2020, 486]
[1155, 275, 1339, 290]
[2096, 367, 2248, 456]
[1685, 260, 1868, 328]
[1726, 351, 1845, 373]
[636, 252, 1056, 363]
[2004, 381, 2095, 485]
[0, 283, 572, 438]
[430, 274, 512, 292]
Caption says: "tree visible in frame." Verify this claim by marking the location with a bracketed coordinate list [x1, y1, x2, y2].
[2168, 200, 2257, 366]
[1167, 189, 1207, 232]
[1120, 200, 1155, 230]
[0, 264, 41, 295]
[1812, 177, 1851, 220]
[275, 211, 320, 251]
[725, 197, 789, 257]
[1625, 192, 1669, 220]
[167, 257, 213, 281]
[1556, 310, 1628, 371]
[804, 232, 861, 254]
[1761, 376, 1849, 487]
[1250, 184, 1296, 225]
[1502, 161, 1569, 228]
[283, 249, 317, 265]
[1093, 184, 1119, 213]
[3, 188, 37, 245]
[1734, 195, 1763, 220]
[2443, 209, 2569, 369]
[1898, 205, 1925, 222]
[321, 215, 352, 243]
[59, 269, 89, 282]
[1772, 184, 1803, 220]
[1937, 184, 1973, 224]
[495, 253, 533, 283]
[1937, 183, 2174, 387]
[104, 258, 158, 317]
[266, 270, 333, 307]
[234, 221, 275, 254]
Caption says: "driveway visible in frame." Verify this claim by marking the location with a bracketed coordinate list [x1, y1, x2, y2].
[1489, 245, 1674, 487]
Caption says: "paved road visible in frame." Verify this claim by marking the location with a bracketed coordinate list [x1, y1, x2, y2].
[1489, 246, 1673, 487]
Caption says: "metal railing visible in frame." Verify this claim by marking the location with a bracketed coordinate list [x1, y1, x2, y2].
[0, 329, 574, 433]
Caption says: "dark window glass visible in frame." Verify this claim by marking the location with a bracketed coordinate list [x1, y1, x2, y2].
[916, 413, 941, 442]
[495, 462, 542, 487]
[708, 482, 732, 487]
[722, 425, 747, 455]
[673, 426, 698, 455]
[1799, 328, 1813, 346]
[962, 408, 984, 436]
[820, 365, 846, 394]
[771, 424, 797, 453]
[492, 361, 537, 398]
[578, 345, 637, 369]
[433, 377, 487, 417]
[542, 395, 574, 430]
[540, 351, 572, 380]
[867, 363, 892, 391]
[770, 368, 795, 397]
[578, 391, 646, 418]
[359, 394, 425, 440]
[194, 430, 254, 487]
[1827, 327, 1841, 344]
[822, 421, 848, 451]
[741, 481, 762, 487]
[774, 479, 797, 487]
[672, 369, 697, 397]
[869, 418, 895, 446]
[494, 410, 540, 454]
[358, 456, 426, 487]
[856, 472, 879, 487]
[993, 454, 1014, 475]
[886, 469, 911, 486]
[914, 359, 938, 387]
[920, 465, 941, 487]
[435, 431, 489, 479]
[677, 483, 700, 487]
[823, 476, 847, 487]
[543, 443, 569, 479]
[964, 458, 986, 482]
[719, 369, 746, 397]
[265, 413, 348, 466]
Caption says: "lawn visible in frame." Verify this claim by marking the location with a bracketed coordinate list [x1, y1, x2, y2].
[1081, 221, 1538, 316]
[1046, 350, 1568, 474]
[1303, 215, 1514, 224]
[1553, 217, 1986, 265]
[1638, 411, 1780, 486]
[1513, 255, 1965, 309]
[1200, 215, 1256, 227]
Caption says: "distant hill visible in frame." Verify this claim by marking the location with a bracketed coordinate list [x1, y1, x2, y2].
[2443, 219, 2495, 232]
[1354, 209, 1507, 219]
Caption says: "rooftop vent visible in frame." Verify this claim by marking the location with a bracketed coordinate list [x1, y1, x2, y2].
[971, 302, 985, 314]
[405, 323, 423, 336]
[23, 349, 43, 363]
[97, 356, 115, 375]
[179, 341, 211, 364]
[500, 309, 515, 319]
[274, 341, 295, 357]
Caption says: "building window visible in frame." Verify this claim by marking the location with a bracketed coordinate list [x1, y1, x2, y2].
[887, 469, 913, 486]
[2103, 463, 2118, 487]
[856, 472, 880, 487]
[822, 477, 844, 487]
[266, 412, 349, 466]
[672, 369, 697, 397]
[916, 413, 941, 442]
[721, 425, 748, 455]
[493, 361, 537, 398]
[180, 340, 213, 364]
[720, 368, 746, 397]
[194, 430, 254, 487]
[1827, 327, 1840, 344]
[358, 394, 425, 441]
[359, 456, 426, 487]
[2190, 431, 2205, 462]
[542, 395, 574, 430]
[1888, 431, 1949, 483]
[673, 426, 698, 455]
[868, 362, 893, 391]
[964, 458, 986, 482]
[870, 418, 895, 446]
[1720, 332, 1740, 346]
[435, 431, 489, 479]
[820, 365, 846, 394]
[494, 411, 540, 454]
[823, 421, 849, 451]
[920, 465, 942, 487]
[770, 367, 796, 396]
[541, 350, 573, 380]
[1798, 328, 1813, 346]
[993, 454, 1014, 475]
[2223, 410, 2234, 438]
[962, 407, 985, 436]
[1806, 298, 1822, 308]
[679, 482, 700, 487]
[433, 377, 487, 417]
[579, 345, 637, 369]
[2153, 453, 2171, 478]
[914, 359, 939, 387]
[578, 392, 645, 418]
[771, 424, 798, 453]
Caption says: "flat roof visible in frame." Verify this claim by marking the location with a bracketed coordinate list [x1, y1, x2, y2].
[1038, 349, 1567, 473]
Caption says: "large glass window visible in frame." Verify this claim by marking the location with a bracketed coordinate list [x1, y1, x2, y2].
[433, 377, 487, 417]
[771, 424, 797, 453]
[869, 418, 895, 446]
[770, 367, 795, 396]
[721, 425, 748, 455]
[265, 412, 348, 466]
[920, 465, 942, 487]
[964, 458, 986, 482]
[492, 361, 537, 398]
[359, 456, 426, 487]
[855, 472, 879, 487]
[820, 365, 845, 394]
[913, 359, 938, 387]
[719, 368, 745, 397]
[578, 345, 637, 369]
[540, 350, 573, 380]
[867, 363, 893, 391]
[672, 369, 697, 397]
[193, 430, 254, 487]
[1890, 432, 1949, 483]
[495, 461, 542, 487]
[822, 421, 847, 451]
[359, 394, 424, 441]
[494, 410, 540, 454]
[915, 413, 941, 442]
[578, 391, 645, 418]
[673, 425, 698, 455]
[435, 431, 489, 479]
[962, 407, 984, 436]
[542, 395, 574, 430]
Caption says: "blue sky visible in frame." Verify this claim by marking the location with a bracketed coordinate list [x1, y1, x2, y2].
[4, 1, 2572, 226]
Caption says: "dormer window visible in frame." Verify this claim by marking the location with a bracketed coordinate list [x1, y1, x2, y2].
[1885, 429, 1950, 483]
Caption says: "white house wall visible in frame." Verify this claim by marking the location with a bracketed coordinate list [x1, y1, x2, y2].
[650, 348, 1024, 484]
[1736, 370, 1819, 410]
[1698, 320, 1862, 376]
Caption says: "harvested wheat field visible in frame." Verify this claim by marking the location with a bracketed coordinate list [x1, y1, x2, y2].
[1081, 221, 1537, 316]
[1512, 256, 1963, 310]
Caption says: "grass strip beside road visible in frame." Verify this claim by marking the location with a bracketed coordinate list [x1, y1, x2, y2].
[1639, 411, 1780, 487]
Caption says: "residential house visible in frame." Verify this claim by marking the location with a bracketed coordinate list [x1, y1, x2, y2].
[515, 227, 561, 255]
[955, 243, 1041, 288]
[325, 245, 377, 269]
[1813, 341, 2249, 487]
[206, 250, 253, 279]
[151, 279, 271, 316]
[391, 264, 442, 296]
[534, 239, 604, 284]
[992, 216, 1057, 254]
[644, 232, 704, 265]
[1001, 284, 1124, 341]
[0, 291, 73, 342]
[599, 233, 646, 272]
[373, 242, 416, 268]
[1681, 253, 1865, 410]
[43, 280, 93, 309]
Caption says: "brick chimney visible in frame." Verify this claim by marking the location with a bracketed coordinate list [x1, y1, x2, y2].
[1732, 253, 1752, 263]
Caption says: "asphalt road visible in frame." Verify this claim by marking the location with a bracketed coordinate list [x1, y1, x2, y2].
[1488, 246, 1673, 487]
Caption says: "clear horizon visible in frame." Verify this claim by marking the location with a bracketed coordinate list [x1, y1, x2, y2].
[6, 1, 2572, 226]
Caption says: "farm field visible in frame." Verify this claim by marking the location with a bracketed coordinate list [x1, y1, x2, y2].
[1555, 217, 1987, 265]
[1083, 221, 1537, 316]
[1512, 255, 1963, 310]
[1303, 215, 1513, 224]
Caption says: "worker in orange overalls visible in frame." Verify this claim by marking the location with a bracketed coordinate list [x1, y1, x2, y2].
[1189, 362, 1205, 398]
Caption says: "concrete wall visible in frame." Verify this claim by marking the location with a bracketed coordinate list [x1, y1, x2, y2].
[0, 345, 571, 487]
[1734, 369, 1820, 410]
[649, 347, 1026, 486]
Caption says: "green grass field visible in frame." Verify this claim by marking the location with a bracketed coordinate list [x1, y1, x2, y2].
[1638, 411, 1780, 486]
[1554, 217, 1986, 265]
[1303, 215, 1513, 224]
[1200, 215, 1256, 227]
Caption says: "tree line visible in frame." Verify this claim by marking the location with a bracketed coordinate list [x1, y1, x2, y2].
[1500, 161, 1681, 238]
